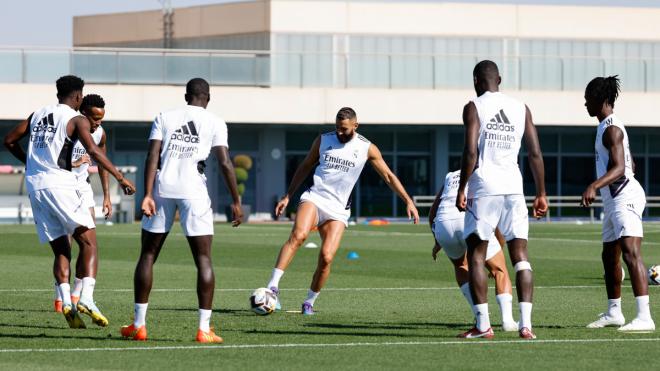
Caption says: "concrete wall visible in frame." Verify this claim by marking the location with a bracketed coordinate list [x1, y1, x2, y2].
[1, 83, 659, 127]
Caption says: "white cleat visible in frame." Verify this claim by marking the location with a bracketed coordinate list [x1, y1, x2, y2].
[586, 313, 625, 328]
[618, 318, 655, 333]
[502, 321, 519, 332]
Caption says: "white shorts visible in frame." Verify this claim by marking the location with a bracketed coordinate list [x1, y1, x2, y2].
[78, 182, 95, 210]
[141, 191, 214, 237]
[602, 196, 645, 243]
[464, 194, 529, 242]
[299, 195, 349, 228]
[433, 217, 501, 261]
[29, 188, 96, 243]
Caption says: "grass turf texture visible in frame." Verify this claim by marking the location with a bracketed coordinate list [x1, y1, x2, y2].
[0, 222, 659, 370]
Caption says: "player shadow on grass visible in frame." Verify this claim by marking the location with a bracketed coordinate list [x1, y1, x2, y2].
[0, 322, 68, 330]
[150, 307, 255, 316]
[308, 322, 568, 331]
[0, 307, 51, 313]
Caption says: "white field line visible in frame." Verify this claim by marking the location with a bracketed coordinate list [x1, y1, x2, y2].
[1, 338, 659, 354]
[2, 285, 658, 293]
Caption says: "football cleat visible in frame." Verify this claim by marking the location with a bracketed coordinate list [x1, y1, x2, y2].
[270, 287, 281, 311]
[196, 328, 224, 343]
[502, 321, 519, 332]
[120, 323, 147, 341]
[301, 302, 315, 315]
[77, 300, 109, 327]
[62, 305, 86, 329]
[618, 318, 655, 333]
[458, 326, 494, 339]
[586, 313, 625, 328]
[519, 327, 537, 339]
[54, 299, 63, 313]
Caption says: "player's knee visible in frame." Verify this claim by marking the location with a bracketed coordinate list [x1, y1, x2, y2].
[320, 252, 335, 267]
[514, 261, 532, 272]
[289, 230, 309, 246]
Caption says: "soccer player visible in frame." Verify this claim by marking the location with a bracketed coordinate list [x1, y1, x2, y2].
[264, 107, 420, 315]
[3, 75, 135, 328]
[456, 61, 547, 339]
[120, 78, 243, 343]
[581, 76, 655, 332]
[52, 94, 112, 312]
[429, 170, 517, 331]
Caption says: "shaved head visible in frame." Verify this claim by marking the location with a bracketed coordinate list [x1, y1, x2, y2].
[472, 60, 501, 95]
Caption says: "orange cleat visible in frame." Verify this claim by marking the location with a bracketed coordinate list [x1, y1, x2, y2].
[120, 324, 147, 341]
[196, 328, 224, 344]
[71, 296, 80, 306]
[54, 300, 63, 313]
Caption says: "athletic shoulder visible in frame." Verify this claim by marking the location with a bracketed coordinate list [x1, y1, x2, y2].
[357, 133, 370, 143]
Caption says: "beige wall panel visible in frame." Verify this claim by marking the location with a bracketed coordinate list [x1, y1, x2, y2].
[74, 11, 163, 46]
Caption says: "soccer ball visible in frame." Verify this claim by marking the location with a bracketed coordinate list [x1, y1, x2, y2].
[649, 265, 660, 285]
[250, 287, 277, 315]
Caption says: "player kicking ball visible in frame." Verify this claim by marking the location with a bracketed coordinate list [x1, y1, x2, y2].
[429, 170, 517, 331]
[263, 107, 419, 315]
[52, 94, 112, 312]
[581, 76, 655, 332]
[120, 78, 243, 343]
[456, 61, 547, 340]
[4, 75, 135, 328]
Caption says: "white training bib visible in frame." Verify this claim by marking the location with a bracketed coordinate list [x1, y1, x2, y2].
[595, 114, 644, 203]
[71, 126, 104, 185]
[435, 170, 464, 220]
[149, 105, 228, 199]
[468, 91, 526, 198]
[304, 132, 370, 213]
[25, 104, 80, 192]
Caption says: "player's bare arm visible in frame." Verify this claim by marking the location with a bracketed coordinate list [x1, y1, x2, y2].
[581, 126, 625, 207]
[274, 136, 321, 217]
[3, 115, 31, 164]
[98, 130, 112, 219]
[456, 102, 479, 211]
[71, 116, 135, 195]
[523, 105, 548, 218]
[141, 139, 162, 217]
[213, 145, 243, 227]
[368, 143, 419, 224]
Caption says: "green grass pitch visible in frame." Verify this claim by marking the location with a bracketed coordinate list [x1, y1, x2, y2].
[0, 222, 659, 370]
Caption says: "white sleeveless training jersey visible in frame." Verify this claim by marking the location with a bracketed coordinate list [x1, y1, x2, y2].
[25, 104, 80, 192]
[467, 91, 526, 198]
[302, 132, 371, 215]
[71, 126, 104, 185]
[434, 170, 464, 220]
[149, 105, 228, 199]
[595, 114, 644, 203]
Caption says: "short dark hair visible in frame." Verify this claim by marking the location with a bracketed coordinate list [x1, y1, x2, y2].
[56, 75, 84, 98]
[585, 75, 620, 107]
[473, 60, 499, 81]
[80, 94, 105, 112]
[336, 107, 357, 121]
[186, 78, 210, 98]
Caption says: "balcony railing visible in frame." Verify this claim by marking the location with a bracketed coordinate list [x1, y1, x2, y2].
[1, 46, 659, 92]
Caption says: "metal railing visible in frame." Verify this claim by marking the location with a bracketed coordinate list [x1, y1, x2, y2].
[1, 46, 659, 91]
[413, 195, 660, 223]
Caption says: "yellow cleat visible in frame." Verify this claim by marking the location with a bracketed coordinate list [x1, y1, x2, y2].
[77, 300, 109, 327]
[62, 305, 86, 329]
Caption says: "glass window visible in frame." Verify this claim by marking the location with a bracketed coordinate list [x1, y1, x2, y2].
[398, 131, 431, 152]
[649, 158, 660, 196]
[228, 129, 259, 151]
[448, 132, 464, 153]
[286, 131, 324, 152]
[359, 155, 394, 216]
[561, 132, 596, 154]
[396, 155, 430, 216]
[561, 156, 595, 195]
[448, 155, 462, 173]
[359, 129, 393, 152]
[522, 155, 557, 196]
[650, 135, 660, 154]
[113, 124, 151, 151]
[284, 154, 315, 215]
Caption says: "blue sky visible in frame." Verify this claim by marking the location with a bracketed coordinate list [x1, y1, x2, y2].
[1, 0, 659, 47]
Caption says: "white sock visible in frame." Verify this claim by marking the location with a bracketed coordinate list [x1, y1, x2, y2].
[72, 277, 83, 298]
[304, 290, 320, 306]
[267, 268, 284, 289]
[58, 283, 72, 307]
[54, 282, 62, 301]
[473, 303, 490, 332]
[635, 295, 651, 321]
[459, 283, 477, 316]
[80, 277, 96, 303]
[607, 298, 622, 317]
[199, 309, 212, 332]
[496, 293, 515, 324]
[519, 302, 533, 330]
[133, 303, 148, 327]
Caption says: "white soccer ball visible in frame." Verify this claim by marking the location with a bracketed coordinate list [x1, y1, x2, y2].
[649, 265, 660, 286]
[250, 287, 277, 315]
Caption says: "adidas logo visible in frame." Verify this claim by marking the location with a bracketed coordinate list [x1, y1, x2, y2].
[486, 109, 514, 132]
[32, 113, 56, 133]
[171, 121, 200, 143]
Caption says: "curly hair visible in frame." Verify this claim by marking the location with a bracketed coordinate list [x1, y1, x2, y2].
[56, 75, 84, 98]
[80, 94, 106, 112]
[585, 75, 621, 107]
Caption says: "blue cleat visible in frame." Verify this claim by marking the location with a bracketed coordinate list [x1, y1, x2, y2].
[270, 287, 281, 311]
[301, 302, 314, 315]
